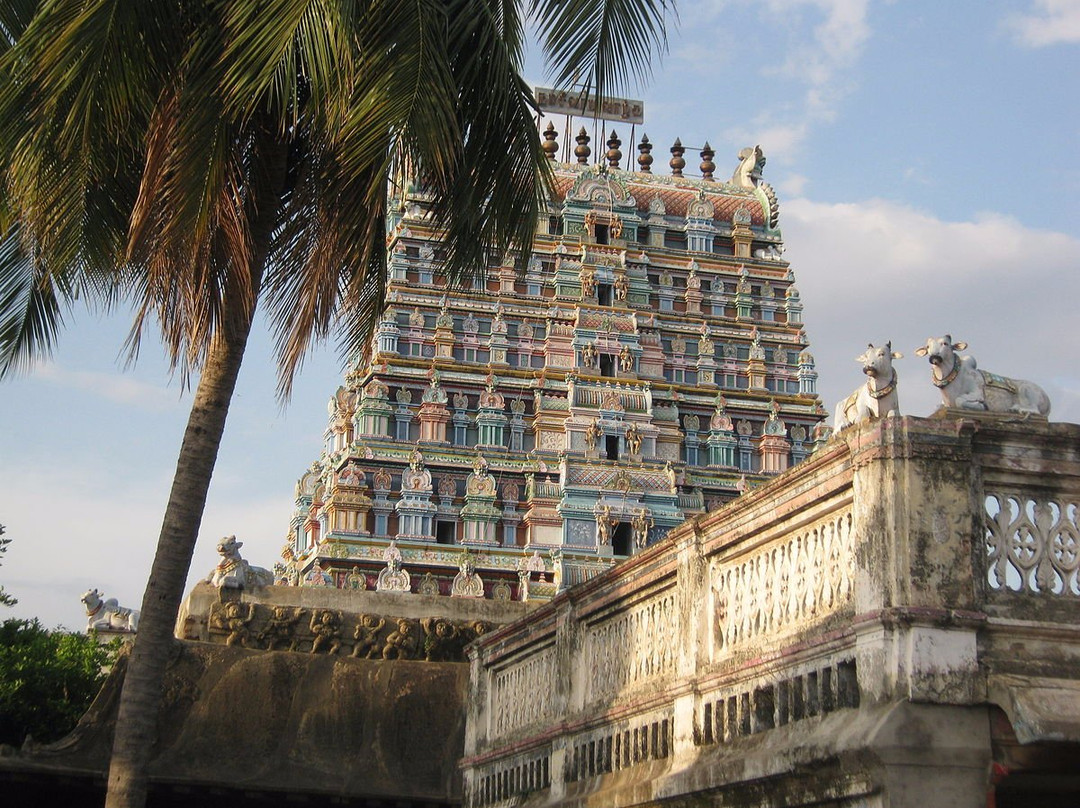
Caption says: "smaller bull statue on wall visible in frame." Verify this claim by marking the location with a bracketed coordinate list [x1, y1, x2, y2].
[833, 342, 902, 432]
[914, 336, 1051, 417]
[81, 589, 139, 633]
[206, 535, 275, 589]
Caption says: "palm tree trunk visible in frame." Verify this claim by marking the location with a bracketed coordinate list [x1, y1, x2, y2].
[103, 313, 255, 808]
[104, 133, 288, 808]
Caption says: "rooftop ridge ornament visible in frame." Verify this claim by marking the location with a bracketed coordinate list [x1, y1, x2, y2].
[637, 134, 653, 173]
[606, 130, 622, 168]
[542, 122, 559, 160]
[700, 142, 716, 181]
[670, 138, 686, 177]
[574, 128, 591, 164]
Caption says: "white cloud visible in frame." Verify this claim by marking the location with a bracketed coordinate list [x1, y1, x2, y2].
[1005, 0, 1080, 47]
[724, 119, 810, 159]
[778, 173, 810, 195]
[35, 361, 183, 411]
[782, 197, 1080, 424]
[717, 0, 870, 156]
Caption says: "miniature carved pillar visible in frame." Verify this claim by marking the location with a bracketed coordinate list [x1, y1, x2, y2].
[462, 459, 500, 545]
[732, 207, 753, 258]
[418, 401, 450, 443]
[376, 315, 400, 355]
[798, 351, 818, 395]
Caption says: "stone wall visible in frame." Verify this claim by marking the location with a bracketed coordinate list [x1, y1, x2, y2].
[462, 413, 1080, 807]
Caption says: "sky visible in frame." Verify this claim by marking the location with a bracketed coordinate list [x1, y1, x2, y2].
[2, 0, 1078, 630]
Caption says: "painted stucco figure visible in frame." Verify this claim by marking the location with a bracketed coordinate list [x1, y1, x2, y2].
[206, 535, 274, 589]
[915, 335, 1050, 417]
[833, 342, 902, 432]
[81, 588, 139, 633]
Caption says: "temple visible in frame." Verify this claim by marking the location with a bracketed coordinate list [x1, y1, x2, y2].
[277, 130, 827, 600]
[6, 115, 1079, 808]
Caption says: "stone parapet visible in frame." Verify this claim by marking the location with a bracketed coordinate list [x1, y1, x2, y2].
[462, 414, 1080, 807]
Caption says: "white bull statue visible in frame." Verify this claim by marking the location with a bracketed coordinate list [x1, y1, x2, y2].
[206, 535, 275, 589]
[914, 335, 1051, 417]
[81, 588, 139, 633]
[833, 342, 902, 432]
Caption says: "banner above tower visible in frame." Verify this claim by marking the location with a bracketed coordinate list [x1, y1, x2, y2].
[535, 87, 644, 124]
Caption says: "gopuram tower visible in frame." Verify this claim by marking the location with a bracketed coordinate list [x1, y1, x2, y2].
[277, 121, 827, 602]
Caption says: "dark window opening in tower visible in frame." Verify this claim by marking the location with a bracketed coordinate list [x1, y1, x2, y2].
[599, 354, 615, 377]
[595, 224, 609, 244]
[606, 435, 619, 461]
[548, 216, 564, 236]
[598, 283, 613, 306]
[436, 521, 456, 545]
[612, 523, 632, 556]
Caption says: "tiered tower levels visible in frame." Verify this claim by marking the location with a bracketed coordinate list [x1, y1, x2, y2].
[281, 142, 826, 602]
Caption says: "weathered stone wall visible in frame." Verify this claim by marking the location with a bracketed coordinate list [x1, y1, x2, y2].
[463, 414, 1080, 807]
[0, 642, 470, 806]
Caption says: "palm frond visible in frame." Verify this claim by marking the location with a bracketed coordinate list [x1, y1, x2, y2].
[530, 0, 674, 107]
[0, 224, 67, 379]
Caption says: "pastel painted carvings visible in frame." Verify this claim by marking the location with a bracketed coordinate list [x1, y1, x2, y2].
[833, 342, 902, 432]
[915, 336, 1050, 417]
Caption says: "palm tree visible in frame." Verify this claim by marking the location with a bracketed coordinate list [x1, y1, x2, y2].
[0, 1, 673, 806]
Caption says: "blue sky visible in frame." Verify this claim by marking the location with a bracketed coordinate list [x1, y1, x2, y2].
[2, 0, 1078, 630]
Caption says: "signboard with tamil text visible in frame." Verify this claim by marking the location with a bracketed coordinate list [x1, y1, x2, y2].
[534, 87, 644, 125]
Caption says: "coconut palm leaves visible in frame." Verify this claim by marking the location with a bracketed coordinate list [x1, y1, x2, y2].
[0, 2, 673, 806]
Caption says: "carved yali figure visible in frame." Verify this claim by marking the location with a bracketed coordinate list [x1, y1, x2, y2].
[833, 342, 903, 432]
[309, 609, 343, 654]
[211, 602, 256, 648]
[352, 614, 386, 659]
[915, 335, 1051, 417]
[258, 606, 305, 652]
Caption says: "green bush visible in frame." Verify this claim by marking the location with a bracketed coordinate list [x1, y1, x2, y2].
[0, 618, 118, 746]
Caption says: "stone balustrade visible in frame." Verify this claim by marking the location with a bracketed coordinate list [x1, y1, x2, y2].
[462, 413, 1080, 808]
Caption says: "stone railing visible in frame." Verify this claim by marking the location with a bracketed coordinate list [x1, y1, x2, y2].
[462, 414, 1080, 807]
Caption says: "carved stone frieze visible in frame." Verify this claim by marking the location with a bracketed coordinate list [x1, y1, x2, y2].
[587, 591, 679, 703]
[712, 509, 854, 654]
[492, 646, 559, 736]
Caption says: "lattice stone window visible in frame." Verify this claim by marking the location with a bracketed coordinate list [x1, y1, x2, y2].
[985, 493, 1079, 596]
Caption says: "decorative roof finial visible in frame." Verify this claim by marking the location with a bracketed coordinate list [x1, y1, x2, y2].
[606, 130, 622, 169]
[669, 138, 685, 177]
[574, 127, 591, 164]
[637, 134, 653, 173]
[700, 142, 716, 181]
[541, 122, 559, 160]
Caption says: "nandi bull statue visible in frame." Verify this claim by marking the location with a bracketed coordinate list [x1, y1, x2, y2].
[914, 336, 1051, 417]
[81, 588, 139, 633]
[206, 535, 275, 589]
[833, 342, 902, 432]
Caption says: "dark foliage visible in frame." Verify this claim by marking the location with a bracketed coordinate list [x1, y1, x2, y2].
[0, 617, 118, 746]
